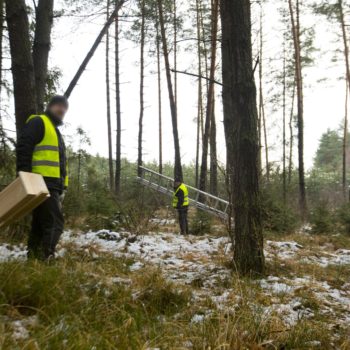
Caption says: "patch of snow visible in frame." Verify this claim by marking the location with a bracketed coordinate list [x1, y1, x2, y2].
[150, 218, 176, 226]
[191, 314, 205, 323]
[9, 316, 38, 341]
[0, 244, 27, 262]
[260, 279, 294, 295]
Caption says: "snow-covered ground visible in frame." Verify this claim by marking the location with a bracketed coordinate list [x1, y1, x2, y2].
[1, 229, 350, 335]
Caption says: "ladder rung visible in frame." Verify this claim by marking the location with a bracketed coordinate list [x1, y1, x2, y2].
[136, 166, 230, 220]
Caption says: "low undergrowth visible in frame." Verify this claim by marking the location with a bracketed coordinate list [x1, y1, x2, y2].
[0, 242, 349, 349]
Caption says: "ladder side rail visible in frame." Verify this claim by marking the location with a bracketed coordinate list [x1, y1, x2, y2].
[139, 166, 229, 206]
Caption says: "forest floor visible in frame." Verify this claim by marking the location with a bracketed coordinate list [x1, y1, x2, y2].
[0, 212, 350, 349]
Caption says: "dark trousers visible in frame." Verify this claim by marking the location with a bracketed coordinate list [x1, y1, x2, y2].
[177, 208, 189, 235]
[28, 190, 64, 260]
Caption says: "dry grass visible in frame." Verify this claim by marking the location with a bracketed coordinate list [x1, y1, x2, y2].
[0, 229, 350, 349]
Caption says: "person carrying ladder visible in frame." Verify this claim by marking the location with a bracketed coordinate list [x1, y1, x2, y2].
[173, 179, 189, 235]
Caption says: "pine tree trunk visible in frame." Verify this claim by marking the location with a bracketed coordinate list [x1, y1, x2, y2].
[282, 46, 287, 205]
[173, 0, 177, 113]
[0, 0, 3, 133]
[199, 0, 219, 194]
[258, 6, 269, 182]
[339, 0, 350, 200]
[195, 0, 203, 188]
[156, 18, 163, 174]
[343, 79, 348, 200]
[288, 0, 307, 218]
[137, 0, 146, 177]
[288, 79, 296, 184]
[157, 0, 183, 180]
[210, 95, 218, 195]
[32, 0, 54, 112]
[115, 4, 122, 194]
[5, 0, 37, 137]
[339, 0, 350, 97]
[221, 0, 265, 275]
[106, 0, 114, 191]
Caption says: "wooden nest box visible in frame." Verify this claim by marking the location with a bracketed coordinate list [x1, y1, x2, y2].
[0, 172, 50, 228]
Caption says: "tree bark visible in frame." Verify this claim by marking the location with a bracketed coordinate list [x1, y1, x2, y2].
[339, 0, 350, 199]
[157, 0, 183, 180]
[288, 79, 296, 184]
[258, 6, 270, 182]
[32, 0, 54, 112]
[221, 0, 265, 275]
[195, 0, 203, 188]
[339, 0, 350, 97]
[5, 0, 37, 137]
[0, 0, 3, 132]
[343, 79, 348, 200]
[137, 0, 146, 177]
[156, 18, 163, 174]
[282, 45, 287, 205]
[173, 0, 177, 114]
[115, 2, 122, 194]
[210, 95, 218, 195]
[106, 0, 114, 191]
[199, 0, 219, 194]
[288, 0, 307, 218]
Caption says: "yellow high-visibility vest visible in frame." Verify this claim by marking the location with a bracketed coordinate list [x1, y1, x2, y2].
[173, 183, 189, 208]
[27, 114, 68, 187]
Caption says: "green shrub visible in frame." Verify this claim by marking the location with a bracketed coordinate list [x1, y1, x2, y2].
[190, 210, 212, 235]
[336, 203, 350, 235]
[310, 202, 334, 234]
[261, 194, 299, 234]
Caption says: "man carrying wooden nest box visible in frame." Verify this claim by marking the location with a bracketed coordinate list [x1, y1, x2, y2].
[15, 95, 69, 260]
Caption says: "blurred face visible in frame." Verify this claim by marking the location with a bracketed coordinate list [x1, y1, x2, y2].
[48, 103, 68, 121]
[174, 181, 181, 188]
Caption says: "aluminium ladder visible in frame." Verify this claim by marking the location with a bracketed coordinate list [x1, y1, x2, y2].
[137, 166, 230, 220]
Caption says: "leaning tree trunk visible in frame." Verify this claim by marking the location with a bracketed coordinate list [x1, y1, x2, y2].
[137, 0, 146, 177]
[32, 0, 54, 112]
[157, 0, 183, 181]
[5, 0, 37, 137]
[105, 0, 114, 191]
[221, 0, 265, 275]
[115, 3, 122, 194]
[199, 0, 219, 194]
[65, 0, 125, 98]
[288, 0, 307, 218]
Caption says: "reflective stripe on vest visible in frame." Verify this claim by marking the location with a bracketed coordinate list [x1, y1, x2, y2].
[27, 114, 68, 186]
[173, 183, 189, 208]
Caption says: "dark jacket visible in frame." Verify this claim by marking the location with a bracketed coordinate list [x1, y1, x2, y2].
[16, 112, 67, 193]
[174, 186, 185, 209]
